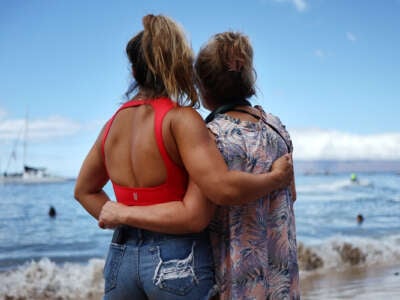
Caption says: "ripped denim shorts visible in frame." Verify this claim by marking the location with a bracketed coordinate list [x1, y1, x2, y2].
[103, 226, 217, 300]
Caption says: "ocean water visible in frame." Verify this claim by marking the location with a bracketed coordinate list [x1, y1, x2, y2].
[0, 169, 399, 299]
[295, 172, 400, 273]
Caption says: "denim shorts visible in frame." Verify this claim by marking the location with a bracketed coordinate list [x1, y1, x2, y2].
[103, 226, 217, 300]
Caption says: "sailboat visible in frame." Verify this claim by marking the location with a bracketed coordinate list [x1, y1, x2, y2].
[0, 112, 67, 184]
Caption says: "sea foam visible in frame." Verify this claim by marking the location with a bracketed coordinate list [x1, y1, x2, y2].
[298, 234, 400, 278]
[0, 258, 104, 300]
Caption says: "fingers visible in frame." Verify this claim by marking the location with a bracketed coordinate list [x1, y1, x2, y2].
[98, 220, 106, 229]
[98, 201, 122, 229]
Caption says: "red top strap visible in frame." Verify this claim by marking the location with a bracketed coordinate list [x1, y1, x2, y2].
[101, 99, 147, 159]
[102, 98, 187, 206]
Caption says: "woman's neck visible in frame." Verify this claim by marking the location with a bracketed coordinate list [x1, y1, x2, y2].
[134, 89, 167, 101]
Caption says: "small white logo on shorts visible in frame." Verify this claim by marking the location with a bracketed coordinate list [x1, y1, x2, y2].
[133, 192, 138, 201]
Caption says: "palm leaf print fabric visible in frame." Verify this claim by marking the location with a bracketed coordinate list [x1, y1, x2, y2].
[207, 106, 300, 300]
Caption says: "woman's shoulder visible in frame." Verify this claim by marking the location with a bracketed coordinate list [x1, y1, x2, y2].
[255, 105, 287, 129]
[206, 114, 238, 134]
[169, 105, 203, 120]
[255, 105, 293, 151]
[168, 106, 210, 136]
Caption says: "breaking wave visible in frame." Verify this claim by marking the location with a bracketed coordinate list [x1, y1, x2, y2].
[0, 258, 104, 300]
[298, 234, 400, 278]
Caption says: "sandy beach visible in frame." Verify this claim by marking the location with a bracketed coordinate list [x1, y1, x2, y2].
[301, 264, 400, 300]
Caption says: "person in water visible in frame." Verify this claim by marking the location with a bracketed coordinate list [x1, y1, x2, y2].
[74, 14, 294, 300]
[350, 173, 359, 183]
[357, 214, 364, 224]
[48, 206, 56, 218]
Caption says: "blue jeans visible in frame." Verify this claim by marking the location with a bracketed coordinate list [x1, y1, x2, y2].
[103, 226, 217, 300]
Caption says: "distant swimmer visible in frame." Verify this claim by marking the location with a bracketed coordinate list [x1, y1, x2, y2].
[350, 173, 359, 184]
[357, 214, 364, 225]
[48, 206, 56, 218]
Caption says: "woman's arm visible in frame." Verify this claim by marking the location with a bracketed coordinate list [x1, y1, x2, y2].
[74, 129, 112, 219]
[172, 107, 293, 205]
[73, 131, 215, 234]
[75, 108, 293, 230]
[98, 179, 215, 234]
[97, 151, 293, 233]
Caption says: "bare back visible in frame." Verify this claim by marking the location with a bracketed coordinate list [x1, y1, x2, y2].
[104, 103, 183, 188]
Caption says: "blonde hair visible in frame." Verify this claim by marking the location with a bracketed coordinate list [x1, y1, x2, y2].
[126, 14, 198, 107]
[195, 32, 256, 105]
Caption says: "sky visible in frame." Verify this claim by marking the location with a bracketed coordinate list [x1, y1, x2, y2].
[0, 0, 400, 177]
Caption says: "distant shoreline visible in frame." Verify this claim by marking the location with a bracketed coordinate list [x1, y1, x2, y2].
[61, 160, 400, 179]
[294, 159, 400, 174]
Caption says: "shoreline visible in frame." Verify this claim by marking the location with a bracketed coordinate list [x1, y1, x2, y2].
[300, 263, 400, 299]
[1, 258, 399, 299]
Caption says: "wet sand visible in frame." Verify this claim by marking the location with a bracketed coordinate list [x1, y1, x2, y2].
[300, 264, 400, 300]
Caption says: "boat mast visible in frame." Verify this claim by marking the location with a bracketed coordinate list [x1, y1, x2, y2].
[4, 124, 23, 174]
[23, 110, 29, 168]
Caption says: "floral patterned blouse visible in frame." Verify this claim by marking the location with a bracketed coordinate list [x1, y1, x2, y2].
[207, 106, 300, 300]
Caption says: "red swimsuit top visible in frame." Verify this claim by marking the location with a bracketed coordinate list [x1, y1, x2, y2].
[102, 97, 188, 206]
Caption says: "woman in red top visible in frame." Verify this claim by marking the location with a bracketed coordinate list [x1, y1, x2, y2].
[74, 14, 293, 300]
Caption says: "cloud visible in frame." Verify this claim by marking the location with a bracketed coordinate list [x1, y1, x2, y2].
[346, 32, 357, 42]
[290, 128, 400, 160]
[0, 116, 82, 141]
[292, 0, 307, 11]
[314, 49, 325, 58]
[271, 0, 308, 12]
